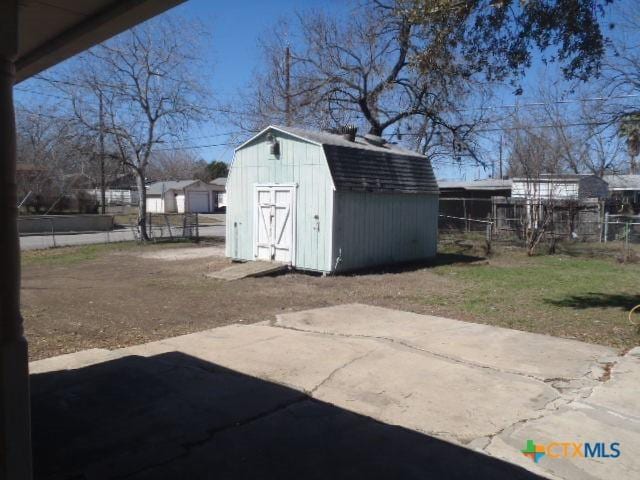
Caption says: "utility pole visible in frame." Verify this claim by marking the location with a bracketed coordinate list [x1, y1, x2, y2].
[99, 90, 106, 214]
[285, 45, 291, 126]
[498, 134, 503, 180]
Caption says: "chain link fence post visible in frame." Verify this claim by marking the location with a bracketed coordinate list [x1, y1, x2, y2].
[49, 218, 56, 248]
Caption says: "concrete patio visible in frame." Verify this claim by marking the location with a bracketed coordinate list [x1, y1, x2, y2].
[30, 304, 639, 479]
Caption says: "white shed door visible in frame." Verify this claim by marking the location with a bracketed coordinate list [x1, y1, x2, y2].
[254, 185, 295, 263]
[256, 188, 273, 261]
[188, 191, 209, 213]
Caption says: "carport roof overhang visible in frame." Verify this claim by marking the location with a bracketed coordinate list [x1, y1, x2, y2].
[1, 1, 185, 478]
[14, 0, 186, 83]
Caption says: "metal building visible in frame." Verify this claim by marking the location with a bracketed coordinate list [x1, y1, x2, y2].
[225, 126, 439, 273]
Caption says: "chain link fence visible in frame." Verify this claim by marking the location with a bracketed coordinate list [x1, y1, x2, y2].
[603, 214, 640, 244]
[132, 213, 201, 241]
[19, 213, 205, 250]
[438, 198, 640, 258]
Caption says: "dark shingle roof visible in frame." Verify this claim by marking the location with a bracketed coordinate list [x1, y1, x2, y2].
[438, 179, 512, 190]
[272, 126, 438, 194]
[322, 144, 437, 194]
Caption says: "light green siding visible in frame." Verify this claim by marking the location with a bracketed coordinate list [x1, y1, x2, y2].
[226, 131, 335, 272]
[332, 191, 438, 272]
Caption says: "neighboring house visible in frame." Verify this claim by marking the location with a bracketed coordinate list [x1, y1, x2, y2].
[226, 125, 439, 273]
[603, 174, 640, 212]
[438, 179, 512, 199]
[511, 174, 608, 201]
[438, 179, 512, 221]
[146, 180, 219, 213]
[209, 176, 227, 209]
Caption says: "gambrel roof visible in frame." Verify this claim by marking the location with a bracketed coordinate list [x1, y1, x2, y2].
[238, 126, 439, 195]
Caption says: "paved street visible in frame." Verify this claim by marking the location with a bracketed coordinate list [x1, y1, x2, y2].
[30, 304, 638, 480]
[20, 225, 225, 250]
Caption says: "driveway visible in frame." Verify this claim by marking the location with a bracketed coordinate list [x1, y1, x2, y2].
[30, 304, 639, 479]
[20, 225, 225, 250]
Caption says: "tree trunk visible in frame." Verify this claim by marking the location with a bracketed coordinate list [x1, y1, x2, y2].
[99, 92, 106, 215]
[135, 170, 149, 241]
[368, 124, 383, 137]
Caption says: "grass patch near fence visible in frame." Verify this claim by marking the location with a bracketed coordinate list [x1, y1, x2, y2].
[426, 247, 640, 348]
[21, 240, 196, 267]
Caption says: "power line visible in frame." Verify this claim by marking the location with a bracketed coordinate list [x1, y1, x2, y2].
[19, 78, 640, 129]
[460, 93, 640, 112]
[17, 82, 640, 112]
[390, 120, 614, 137]
[154, 141, 237, 152]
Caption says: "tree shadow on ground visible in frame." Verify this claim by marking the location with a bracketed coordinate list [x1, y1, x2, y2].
[31, 352, 543, 480]
[545, 292, 640, 311]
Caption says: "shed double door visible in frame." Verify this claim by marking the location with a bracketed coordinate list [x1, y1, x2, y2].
[255, 185, 295, 263]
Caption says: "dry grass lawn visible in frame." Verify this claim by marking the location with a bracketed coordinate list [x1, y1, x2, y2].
[21, 239, 640, 360]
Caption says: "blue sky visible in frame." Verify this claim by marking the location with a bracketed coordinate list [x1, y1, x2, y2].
[163, 0, 352, 164]
[15, 0, 637, 181]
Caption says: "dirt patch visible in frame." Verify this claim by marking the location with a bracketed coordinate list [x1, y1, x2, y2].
[21, 240, 640, 361]
[139, 246, 225, 261]
[21, 244, 461, 360]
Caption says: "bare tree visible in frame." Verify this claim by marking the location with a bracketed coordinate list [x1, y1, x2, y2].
[538, 91, 623, 176]
[505, 122, 557, 255]
[235, 1, 486, 161]
[618, 113, 640, 174]
[602, 1, 640, 174]
[15, 106, 96, 212]
[503, 81, 624, 178]
[46, 17, 211, 240]
[147, 150, 208, 182]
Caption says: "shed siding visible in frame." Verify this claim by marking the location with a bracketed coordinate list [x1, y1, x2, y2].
[332, 191, 438, 271]
[226, 133, 334, 272]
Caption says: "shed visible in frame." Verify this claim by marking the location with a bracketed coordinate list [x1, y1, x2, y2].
[146, 180, 219, 213]
[225, 125, 439, 273]
[438, 179, 513, 222]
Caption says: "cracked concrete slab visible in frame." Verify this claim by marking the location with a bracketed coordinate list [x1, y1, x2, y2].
[275, 304, 617, 380]
[121, 324, 378, 393]
[484, 405, 640, 480]
[584, 350, 640, 421]
[309, 346, 559, 444]
[30, 304, 638, 479]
